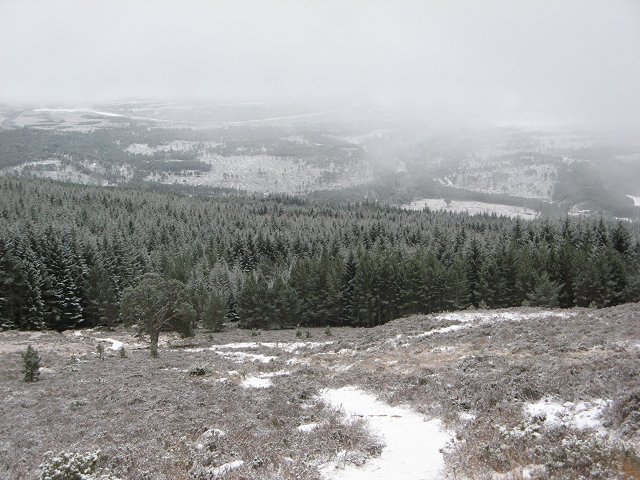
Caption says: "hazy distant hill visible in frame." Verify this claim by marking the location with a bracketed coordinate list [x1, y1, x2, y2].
[1, 102, 639, 219]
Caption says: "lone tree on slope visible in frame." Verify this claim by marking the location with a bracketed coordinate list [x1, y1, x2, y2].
[120, 273, 195, 357]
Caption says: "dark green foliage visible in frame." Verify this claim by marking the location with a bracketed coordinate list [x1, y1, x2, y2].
[202, 292, 226, 332]
[0, 177, 639, 332]
[526, 273, 563, 307]
[22, 345, 41, 382]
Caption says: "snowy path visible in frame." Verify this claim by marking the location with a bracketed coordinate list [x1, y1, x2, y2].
[319, 387, 450, 480]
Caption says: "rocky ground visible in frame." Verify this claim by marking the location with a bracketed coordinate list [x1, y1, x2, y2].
[1, 304, 639, 479]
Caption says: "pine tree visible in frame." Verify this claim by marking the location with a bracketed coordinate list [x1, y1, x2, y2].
[203, 292, 226, 332]
[339, 252, 357, 325]
[464, 238, 483, 307]
[271, 275, 300, 329]
[526, 273, 563, 307]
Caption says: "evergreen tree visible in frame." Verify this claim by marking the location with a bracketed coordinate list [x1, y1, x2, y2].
[526, 273, 563, 307]
[202, 292, 226, 332]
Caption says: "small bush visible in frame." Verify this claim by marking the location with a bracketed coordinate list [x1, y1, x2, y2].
[250, 329, 261, 337]
[22, 345, 41, 382]
[118, 346, 127, 358]
[39, 450, 99, 480]
[304, 330, 312, 339]
[324, 326, 333, 337]
[188, 364, 210, 376]
[96, 344, 105, 360]
[295, 328, 303, 338]
[39, 449, 122, 480]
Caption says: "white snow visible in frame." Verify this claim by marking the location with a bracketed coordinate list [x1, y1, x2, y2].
[627, 195, 640, 207]
[406, 310, 575, 340]
[209, 341, 333, 353]
[207, 460, 244, 478]
[241, 377, 273, 388]
[432, 310, 573, 323]
[319, 386, 450, 480]
[297, 422, 320, 432]
[258, 370, 291, 378]
[214, 351, 276, 363]
[210, 342, 262, 350]
[195, 428, 227, 449]
[101, 338, 124, 351]
[524, 397, 610, 433]
[240, 370, 291, 388]
[410, 324, 468, 339]
[401, 198, 539, 220]
[261, 341, 335, 353]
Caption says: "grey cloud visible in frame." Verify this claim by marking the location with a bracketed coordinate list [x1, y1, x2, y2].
[1, 0, 639, 128]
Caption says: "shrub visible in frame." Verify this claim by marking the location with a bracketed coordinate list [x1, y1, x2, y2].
[188, 364, 210, 376]
[39, 450, 99, 480]
[39, 449, 122, 480]
[22, 345, 41, 382]
[295, 327, 303, 338]
[96, 344, 105, 360]
[118, 346, 127, 358]
[324, 326, 333, 337]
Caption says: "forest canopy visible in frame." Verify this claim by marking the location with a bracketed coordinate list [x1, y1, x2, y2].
[0, 177, 639, 332]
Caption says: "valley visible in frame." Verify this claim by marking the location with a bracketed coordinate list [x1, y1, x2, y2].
[1, 102, 639, 219]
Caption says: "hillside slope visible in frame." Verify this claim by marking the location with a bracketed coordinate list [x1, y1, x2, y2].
[1, 303, 639, 479]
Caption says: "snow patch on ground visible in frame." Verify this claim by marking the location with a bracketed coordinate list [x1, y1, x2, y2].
[433, 310, 574, 323]
[258, 370, 291, 378]
[207, 460, 244, 478]
[214, 351, 276, 363]
[195, 428, 227, 450]
[262, 341, 335, 353]
[401, 199, 539, 220]
[297, 422, 320, 433]
[241, 377, 273, 389]
[240, 370, 291, 388]
[101, 338, 124, 351]
[319, 386, 450, 480]
[405, 310, 576, 340]
[627, 195, 640, 207]
[524, 397, 610, 433]
[210, 342, 261, 350]
[209, 341, 334, 354]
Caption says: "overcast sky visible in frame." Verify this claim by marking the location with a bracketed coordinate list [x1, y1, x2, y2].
[1, 0, 639, 126]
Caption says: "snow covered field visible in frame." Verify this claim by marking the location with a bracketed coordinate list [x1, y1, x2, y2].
[401, 198, 539, 219]
[146, 154, 371, 194]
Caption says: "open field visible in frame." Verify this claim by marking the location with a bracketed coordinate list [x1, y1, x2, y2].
[401, 198, 540, 219]
[2, 304, 640, 479]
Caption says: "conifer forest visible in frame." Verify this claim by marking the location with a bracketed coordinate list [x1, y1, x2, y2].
[1, 177, 638, 333]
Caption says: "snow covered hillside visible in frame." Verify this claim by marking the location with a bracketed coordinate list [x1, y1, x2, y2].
[1, 303, 639, 479]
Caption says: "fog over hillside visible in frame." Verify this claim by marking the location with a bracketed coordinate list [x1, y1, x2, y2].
[1, 0, 639, 130]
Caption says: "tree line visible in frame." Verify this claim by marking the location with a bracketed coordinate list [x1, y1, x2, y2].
[0, 177, 638, 332]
